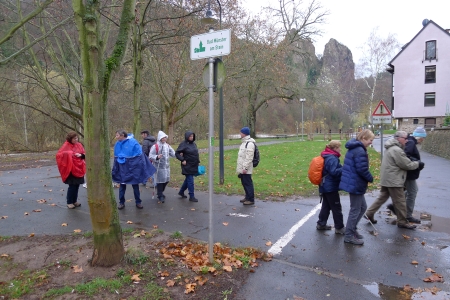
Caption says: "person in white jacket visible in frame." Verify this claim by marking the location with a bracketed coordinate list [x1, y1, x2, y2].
[148, 131, 176, 203]
[236, 127, 256, 206]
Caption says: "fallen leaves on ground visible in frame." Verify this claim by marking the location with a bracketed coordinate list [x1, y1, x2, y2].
[222, 222, 228, 226]
[73, 229, 82, 233]
[265, 241, 272, 246]
[72, 265, 83, 273]
[157, 240, 269, 292]
[402, 234, 410, 239]
[61, 223, 68, 227]
[32, 209, 42, 212]
[28, 233, 34, 237]
[37, 199, 46, 203]
[1, 216, 7, 219]
[423, 273, 443, 282]
[411, 260, 419, 265]
[126, 221, 133, 224]
[131, 274, 141, 282]
[425, 268, 436, 273]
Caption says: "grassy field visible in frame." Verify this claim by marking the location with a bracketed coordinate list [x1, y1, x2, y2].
[169, 140, 381, 200]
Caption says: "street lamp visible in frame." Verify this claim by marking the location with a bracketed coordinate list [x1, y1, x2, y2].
[299, 98, 305, 141]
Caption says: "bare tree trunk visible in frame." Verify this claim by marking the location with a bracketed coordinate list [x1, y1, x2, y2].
[73, 0, 135, 267]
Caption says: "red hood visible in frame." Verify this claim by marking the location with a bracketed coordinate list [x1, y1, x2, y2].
[321, 147, 341, 158]
[56, 141, 86, 182]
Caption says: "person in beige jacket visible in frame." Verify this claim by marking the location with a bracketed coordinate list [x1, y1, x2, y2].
[365, 131, 423, 229]
[236, 127, 256, 205]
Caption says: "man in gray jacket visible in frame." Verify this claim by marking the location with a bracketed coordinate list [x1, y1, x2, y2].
[365, 131, 423, 230]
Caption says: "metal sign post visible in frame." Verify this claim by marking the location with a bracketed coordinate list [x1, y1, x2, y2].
[191, 27, 231, 263]
[372, 100, 392, 162]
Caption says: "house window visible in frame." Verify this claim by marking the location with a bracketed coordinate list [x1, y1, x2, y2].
[413, 119, 419, 124]
[425, 65, 436, 83]
[425, 40, 436, 60]
[424, 118, 436, 129]
[424, 93, 435, 106]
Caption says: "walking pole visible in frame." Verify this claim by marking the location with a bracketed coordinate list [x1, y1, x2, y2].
[364, 213, 378, 233]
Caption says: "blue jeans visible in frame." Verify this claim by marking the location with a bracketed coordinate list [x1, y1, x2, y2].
[404, 179, 418, 218]
[345, 194, 367, 238]
[119, 184, 141, 205]
[67, 184, 80, 204]
[179, 175, 195, 198]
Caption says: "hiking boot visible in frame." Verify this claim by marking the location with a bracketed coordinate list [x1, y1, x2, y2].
[335, 227, 346, 235]
[178, 192, 187, 199]
[118, 203, 125, 210]
[239, 198, 247, 203]
[67, 204, 75, 209]
[243, 200, 255, 205]
[407, 217, 421, 224]
[398, 223, 416, 229]
[364, 214, 378, 224]
[136, 204, 143, 209]
[344, 235, 364, 245]
[387, 204, 396, 215]
[189, 197, 198, 202]
[316, 224, 332, 230]
[73, 202, 81, 207]
[355, 231, 364, 239]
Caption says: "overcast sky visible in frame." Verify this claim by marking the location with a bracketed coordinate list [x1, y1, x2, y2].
[241, 0, 450, 63]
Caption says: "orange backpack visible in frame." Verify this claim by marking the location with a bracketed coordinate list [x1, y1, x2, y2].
[308, 156, 325, 185]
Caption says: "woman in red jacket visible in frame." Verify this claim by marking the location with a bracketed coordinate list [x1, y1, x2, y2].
[56, 131, 86, 209]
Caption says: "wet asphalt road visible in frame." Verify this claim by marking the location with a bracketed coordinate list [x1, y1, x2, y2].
[1, 137, 450, 299]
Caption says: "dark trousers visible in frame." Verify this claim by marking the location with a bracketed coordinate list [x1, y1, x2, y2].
[157, 182, 169, 199]
[66, 184, 80, 204]
[119, 184, 141, 205]
[317, 191, 344, 229]
[180, 175, 195, 198]
[240, 174, 254, 202]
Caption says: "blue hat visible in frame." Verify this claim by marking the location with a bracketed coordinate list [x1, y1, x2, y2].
[240, 127, 250, 135]
[412, 127, 427, 138]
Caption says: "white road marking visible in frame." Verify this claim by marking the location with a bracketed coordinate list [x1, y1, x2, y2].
[227, 213, 251, 218]
[268, 203, 321, 255]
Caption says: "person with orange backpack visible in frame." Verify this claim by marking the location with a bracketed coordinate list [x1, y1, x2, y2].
[315, 140, 345, 234]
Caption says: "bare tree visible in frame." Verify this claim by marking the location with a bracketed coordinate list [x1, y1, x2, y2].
[357, 27, 399, 123]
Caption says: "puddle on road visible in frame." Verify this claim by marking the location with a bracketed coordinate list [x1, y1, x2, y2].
[423, 215, 450, 235]
[363, 282, 450, 299]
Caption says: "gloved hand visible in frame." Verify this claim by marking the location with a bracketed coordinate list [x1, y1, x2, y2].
[418, 161, 425, 170]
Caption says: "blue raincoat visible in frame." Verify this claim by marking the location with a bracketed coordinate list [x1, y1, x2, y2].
[112, 136, 155, 184]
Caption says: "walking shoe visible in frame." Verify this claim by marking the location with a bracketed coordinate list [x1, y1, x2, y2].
[355, 231, 364, 239]
[136, 204, 143, 209]
[387, 204, 396, 215]
[239, 198, 247, 203]
[243, 200, 255, 205]
[316, 224, 332, 230]
[178, 192, 187, 199]
[407, 217, 421, 224]
[118, 203, 125, 210]
[344, 235, 364, 245]
[189, 197, 198, 202]
[335, 227, 346, 235]
[364, 214, 378, 224]
[73, 202, 81, 207]
[67, 204, 75, 209]
[158, 196, 165, 203]
[397, 223, 416, 229]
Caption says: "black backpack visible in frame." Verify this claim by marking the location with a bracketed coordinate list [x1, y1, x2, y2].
[245, 142, 260, 167]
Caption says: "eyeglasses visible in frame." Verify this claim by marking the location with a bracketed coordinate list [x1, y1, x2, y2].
[397, 136, 406, 140]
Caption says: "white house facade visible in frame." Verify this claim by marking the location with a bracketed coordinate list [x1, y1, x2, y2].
[388, 20, 450, 133]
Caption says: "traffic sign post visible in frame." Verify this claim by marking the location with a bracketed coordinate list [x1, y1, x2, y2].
[190, 29, 231, 60]
[191, 27, 231, 263]
[372, 100, 392, 160]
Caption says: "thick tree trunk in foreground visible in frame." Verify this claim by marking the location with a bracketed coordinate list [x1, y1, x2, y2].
[73, 0, 135, 266]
